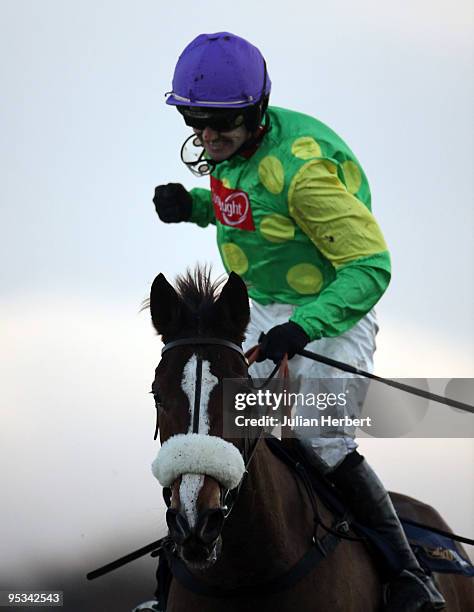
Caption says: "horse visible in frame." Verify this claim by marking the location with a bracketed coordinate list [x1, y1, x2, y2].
[148, 267, 474, 612]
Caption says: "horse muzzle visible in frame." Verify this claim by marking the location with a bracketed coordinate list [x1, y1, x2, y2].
[167, 507, 225, 567]
[153, 434, 245, 567]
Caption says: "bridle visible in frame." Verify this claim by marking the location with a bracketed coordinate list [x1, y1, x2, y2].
[158, 336, 285, 518]
[161, 337, 248, 361]
[162, 337, 248, 435]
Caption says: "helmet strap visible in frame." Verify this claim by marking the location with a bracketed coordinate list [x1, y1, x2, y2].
[232, 108, 270, 157]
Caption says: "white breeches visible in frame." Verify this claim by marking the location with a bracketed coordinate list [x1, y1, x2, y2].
[243, 301, 378, 472]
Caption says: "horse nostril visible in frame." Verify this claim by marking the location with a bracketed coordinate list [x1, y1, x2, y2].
[166, 508, 191, 544]
[196, 508, 225, 544]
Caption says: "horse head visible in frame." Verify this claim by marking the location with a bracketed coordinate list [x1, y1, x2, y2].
[149, 268, 250, 569]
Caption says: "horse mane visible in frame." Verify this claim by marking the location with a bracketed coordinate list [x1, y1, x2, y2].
[144, 265, 248, 341]
[142, 265, 226, 325]
[174, 265, 225, 317]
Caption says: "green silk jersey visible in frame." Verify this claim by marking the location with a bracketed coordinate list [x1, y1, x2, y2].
[188, 106, 391, 341]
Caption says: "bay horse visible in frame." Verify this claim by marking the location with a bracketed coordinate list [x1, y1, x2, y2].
[148, 268, 473, 612]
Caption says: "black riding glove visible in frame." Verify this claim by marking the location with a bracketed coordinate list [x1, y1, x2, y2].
[257, 321, 310, 363]
[153, 183, 192, 223]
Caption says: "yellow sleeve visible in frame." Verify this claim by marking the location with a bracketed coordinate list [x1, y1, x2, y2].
[288, 159, 387, 267]
[287, 159, 391, 339]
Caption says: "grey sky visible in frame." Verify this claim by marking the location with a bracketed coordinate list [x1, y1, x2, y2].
[1, 0, 473, 590]
[2, 1, 473, 354]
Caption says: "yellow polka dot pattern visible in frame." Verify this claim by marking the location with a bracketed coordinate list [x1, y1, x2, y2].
[258, 156, 285, 194]
[260, 214, 295, 243]
[221, 243, 248, 275]
[286, 263, 324, 294]
[291, 137, 322, 160]
[341, 160, 362, 194]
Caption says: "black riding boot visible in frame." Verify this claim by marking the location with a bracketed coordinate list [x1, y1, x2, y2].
[329, 452, 446, 612]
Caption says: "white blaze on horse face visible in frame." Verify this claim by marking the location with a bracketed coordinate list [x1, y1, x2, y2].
[180, 474, 204, 529]
[179, 355, 218, 528]
[181, 355, 217, 435]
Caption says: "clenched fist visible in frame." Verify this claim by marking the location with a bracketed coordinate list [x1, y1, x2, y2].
[153, 183, 192, 223]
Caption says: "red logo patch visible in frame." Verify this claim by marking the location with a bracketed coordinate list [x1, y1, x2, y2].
[211, 177, 255, 231]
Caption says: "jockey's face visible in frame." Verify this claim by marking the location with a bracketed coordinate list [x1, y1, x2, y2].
[193, 125, 252, 162]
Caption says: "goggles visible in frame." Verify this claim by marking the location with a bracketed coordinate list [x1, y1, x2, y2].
[177, 106, 246, 132]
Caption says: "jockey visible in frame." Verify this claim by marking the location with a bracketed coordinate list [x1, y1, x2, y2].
[146, 32, 446, 612]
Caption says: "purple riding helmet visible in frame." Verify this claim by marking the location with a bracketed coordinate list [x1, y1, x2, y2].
[166, 31, 271, 109]
[166, 32, 271, 174]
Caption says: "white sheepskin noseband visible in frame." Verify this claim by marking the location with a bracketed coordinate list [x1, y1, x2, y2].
[152, 433, 245, 490]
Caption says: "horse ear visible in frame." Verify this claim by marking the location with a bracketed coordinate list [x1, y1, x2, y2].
[214, 272, 250, 337]
[150, 273, 183, 336]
